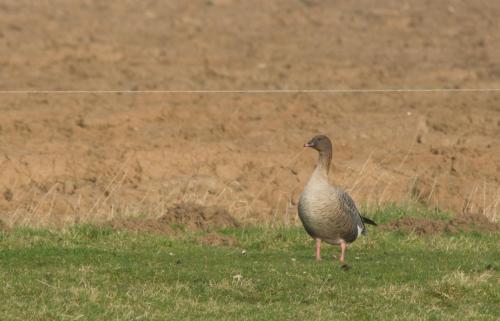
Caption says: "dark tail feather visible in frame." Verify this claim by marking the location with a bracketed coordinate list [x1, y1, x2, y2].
[361, 216, 377, 226]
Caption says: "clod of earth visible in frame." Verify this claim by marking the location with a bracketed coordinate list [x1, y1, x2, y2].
[382, 213, 499, 235]
[198, 233, 238, 247]
[104, 202, 240, 235]
[3, 189, 13, 202]
[158, 202, 240, 232]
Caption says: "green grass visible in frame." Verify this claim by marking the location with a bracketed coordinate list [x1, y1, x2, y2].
[0, 207, 498, 321]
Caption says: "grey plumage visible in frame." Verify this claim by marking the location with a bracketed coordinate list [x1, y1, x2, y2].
[298, 135, 376, 262]
[298, 172, 364, 244]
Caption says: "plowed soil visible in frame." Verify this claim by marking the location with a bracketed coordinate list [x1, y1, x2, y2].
[0, 0, 499, 227]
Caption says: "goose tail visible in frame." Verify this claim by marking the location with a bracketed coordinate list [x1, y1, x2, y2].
[361, 215, 377, 226]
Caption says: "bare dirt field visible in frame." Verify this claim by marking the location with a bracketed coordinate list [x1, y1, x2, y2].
[0, 0, 499, 227]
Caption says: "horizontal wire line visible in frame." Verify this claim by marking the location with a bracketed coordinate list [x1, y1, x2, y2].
[1, 88, 500, 94]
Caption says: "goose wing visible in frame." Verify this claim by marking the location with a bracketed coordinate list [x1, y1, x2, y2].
[336, 189, 366, 233]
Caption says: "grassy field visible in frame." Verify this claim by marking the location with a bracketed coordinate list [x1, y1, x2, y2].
[0, 207, 498, 321]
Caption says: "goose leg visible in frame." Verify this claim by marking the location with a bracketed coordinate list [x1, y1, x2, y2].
[315, 238, 321, 261]
[339, 241, 347, 263]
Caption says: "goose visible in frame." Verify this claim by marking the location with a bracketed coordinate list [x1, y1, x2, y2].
[298, 135, 376, 264]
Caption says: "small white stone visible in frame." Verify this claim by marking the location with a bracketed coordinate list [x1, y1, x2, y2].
[291, 258, 296, 262]
[241, 250, 247, 255]
[169, 252, 175, 256]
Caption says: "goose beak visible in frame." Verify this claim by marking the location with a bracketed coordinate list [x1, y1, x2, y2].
[304, 143, 313, 148]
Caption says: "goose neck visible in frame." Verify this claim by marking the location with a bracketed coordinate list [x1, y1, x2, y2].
[313, 150, 331, 178]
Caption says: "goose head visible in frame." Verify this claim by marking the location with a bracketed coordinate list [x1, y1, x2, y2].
[304, 135, 332, 153]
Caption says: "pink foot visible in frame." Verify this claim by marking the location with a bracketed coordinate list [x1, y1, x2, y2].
[339, 242, 347, 263]
[315, 238, 321, 261]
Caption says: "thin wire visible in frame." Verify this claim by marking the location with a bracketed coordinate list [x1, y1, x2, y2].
[1, 88, 500, 94]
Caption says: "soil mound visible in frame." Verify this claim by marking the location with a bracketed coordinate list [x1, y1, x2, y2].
[199, 233, 238, 247]
[383, 213, 499, 235]
[158, 202, 240, 232]
[105, 202, 240, 235]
